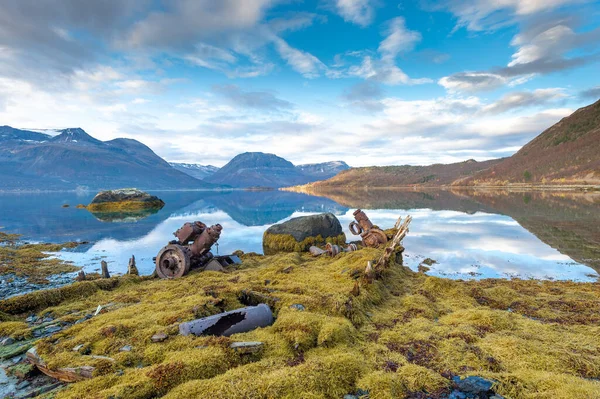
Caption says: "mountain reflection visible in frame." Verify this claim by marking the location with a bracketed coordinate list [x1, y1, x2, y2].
[0, 189, 598, 281]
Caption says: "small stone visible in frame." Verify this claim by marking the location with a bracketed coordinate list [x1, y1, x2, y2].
[1, 337, 15, 346]
[94, 305, 103, 316]
[343, 395, 358, 399]
[16, 380, 30, 389]
[42, 317, 53, 323]
[25, 315, 37, 323]
[72, 344, 84, 352]
[290, 304, 305, 311]
[455, 376, 495, 394]
[151, 333, 168, 343]
[11, 356, 22, 364]
[45, 325, 62, 334]
[229, 341, 263, 354]
[120, 345, 132, 352]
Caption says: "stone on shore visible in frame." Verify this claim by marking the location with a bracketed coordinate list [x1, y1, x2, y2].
[262, 213, 346, 255]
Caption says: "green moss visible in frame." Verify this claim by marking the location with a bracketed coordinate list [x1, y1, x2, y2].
[0, 240, 597, 398]
[262, 232, 347, 255]
[0, 277, 127, 315]
[0, 236, 81, 282]
[86, 200, 165, 213]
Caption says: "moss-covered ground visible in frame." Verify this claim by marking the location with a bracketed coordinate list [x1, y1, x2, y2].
[86, 200, 165, 213]
[0, 242, 598, 398]
[0, 232, 80, 283]
[262, 232, 347, 255]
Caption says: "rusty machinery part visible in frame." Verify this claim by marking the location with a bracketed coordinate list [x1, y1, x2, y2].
[156, 244, 191, 279]
[309, 243, 359, 257]
[346, 243, 358, 252]
[174, 221, 207, 244]
[349, 209, 388, 248]
[191, 224, 223, 256]
[325, 243, 341, 256]
[362, 229, 388, 248]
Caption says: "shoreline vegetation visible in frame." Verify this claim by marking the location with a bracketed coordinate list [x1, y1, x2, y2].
[0, 232, 81, 284]
[0, 225, 600, 398]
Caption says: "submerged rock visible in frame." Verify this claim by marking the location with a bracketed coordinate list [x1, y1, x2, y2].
[263, 213, 346, 255]
[86, 188, 165, 213]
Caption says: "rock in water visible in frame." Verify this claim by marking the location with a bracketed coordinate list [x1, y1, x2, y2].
[86, 188, 165, 213]
[262, 213, 346, 255]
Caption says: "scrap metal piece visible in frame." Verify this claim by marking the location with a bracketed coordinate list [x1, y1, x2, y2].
[349, 209, 388, 248]
[155, 221, 227, 278]
[155, 244, 191, 279]
[179, 303, 273, 337]
[309, 243, 359, 257]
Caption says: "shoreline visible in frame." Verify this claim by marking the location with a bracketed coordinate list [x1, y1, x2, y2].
[1, 247, 599, 398]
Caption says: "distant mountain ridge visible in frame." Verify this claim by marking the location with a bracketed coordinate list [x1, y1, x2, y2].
[459, 99, 600, 186]
[292, 158, 503, 190]
[204, 152, 350, 188]
[169, 163, 219, 180]
[0, 126, 213, 190]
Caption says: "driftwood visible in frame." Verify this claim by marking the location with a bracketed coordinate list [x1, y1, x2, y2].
[27, 347, 94, 382]
[375, 215, 412, 271]
[179, 304, 273, 337]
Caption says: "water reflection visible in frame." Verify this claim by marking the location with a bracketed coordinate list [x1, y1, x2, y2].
[0, 189, 598, 281]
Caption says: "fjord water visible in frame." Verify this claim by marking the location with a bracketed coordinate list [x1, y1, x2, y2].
[0, 189, 598, 281]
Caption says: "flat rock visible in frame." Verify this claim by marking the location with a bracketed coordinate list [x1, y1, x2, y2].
[265, 213, 342, 242]
[1, 337, 15, 346]
[151, 333, 168, 343]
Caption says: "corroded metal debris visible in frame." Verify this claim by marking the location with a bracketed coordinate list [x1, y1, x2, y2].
[309, 242, 358, 257]
[155, 221, 241, 278]
[349, 209, 388, 248]
[179, 304, 273, 337]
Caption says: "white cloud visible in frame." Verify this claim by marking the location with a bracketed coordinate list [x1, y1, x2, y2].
[508, 25, 576, 67]
[438, 72, 507, 92]
[125, 0, 277, 48]
[439, 0, 579, 31]
[481, 88, 567, 114]
[342, 17, 430, 85]
[335, 0, 375, 27]
[272, 37, 327, 78]
[378, 17, 422, 60]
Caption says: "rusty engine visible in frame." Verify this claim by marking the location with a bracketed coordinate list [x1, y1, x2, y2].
[155, 221, 231, 278]
[349, 209, 388, 247]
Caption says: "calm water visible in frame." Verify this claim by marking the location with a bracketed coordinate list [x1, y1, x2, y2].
[0, 189, 599, 281]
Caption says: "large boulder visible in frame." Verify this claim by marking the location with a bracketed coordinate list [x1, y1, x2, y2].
[263, 213, 346, 255]
[86, 188, 165, 213]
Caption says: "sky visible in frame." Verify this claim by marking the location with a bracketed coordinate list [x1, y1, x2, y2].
[0, 0, 599, 167]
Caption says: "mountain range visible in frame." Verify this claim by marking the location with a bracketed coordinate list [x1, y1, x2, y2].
[0, 126, 212, 190]
[291, 99, 600, 191]
[459, 98, 600, 186]
[169, 163, 219, 180]
[203, 153, 350, 188]
[0, 126, 350, 191]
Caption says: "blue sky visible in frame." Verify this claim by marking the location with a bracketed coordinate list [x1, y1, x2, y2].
[1, 0, 599, 167]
